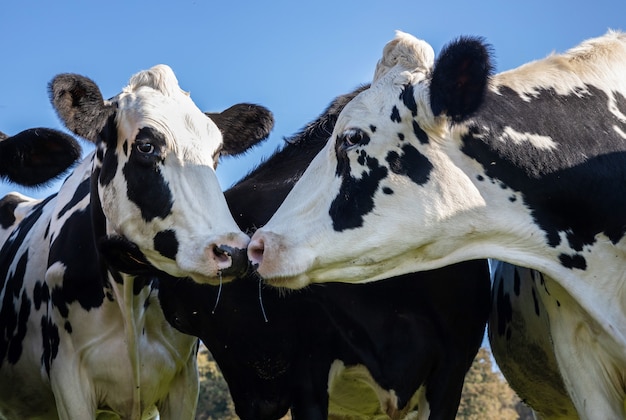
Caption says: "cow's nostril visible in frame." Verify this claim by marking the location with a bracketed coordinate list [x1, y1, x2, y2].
[247, 237, 265, 267]
[213, 245, 232, 264]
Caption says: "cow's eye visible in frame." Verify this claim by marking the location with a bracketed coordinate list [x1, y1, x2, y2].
[136, 142, 155, 155]
[339, 128, 370, 149]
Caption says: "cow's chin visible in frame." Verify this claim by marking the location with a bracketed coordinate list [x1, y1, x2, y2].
[188, 272, 237, 286]
[258, 273, 311, 290]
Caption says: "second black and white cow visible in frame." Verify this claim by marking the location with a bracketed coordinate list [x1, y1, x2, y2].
[0, 65, 273, 419]
[249, 31, 626, 418]
[0, 126, 81, 187]
[151, 87, 490, 419]
[488, 262, 577, 419]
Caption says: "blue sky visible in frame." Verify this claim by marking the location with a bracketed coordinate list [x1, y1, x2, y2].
[1, 0, 624, 198]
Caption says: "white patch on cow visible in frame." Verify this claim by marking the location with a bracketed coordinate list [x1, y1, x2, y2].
[327, 360, 423, 419]
[613, 125, 626, 140]
[499, 126, 558, 150]
[493, 30, 626, 99]
[374, 30, 434, 83]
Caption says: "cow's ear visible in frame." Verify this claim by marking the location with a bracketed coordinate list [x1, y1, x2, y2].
[429, 36, 493, 122]
[205, 103, 274, 157]
[0, 128, 82, 187]
[49, 74, 116, 143]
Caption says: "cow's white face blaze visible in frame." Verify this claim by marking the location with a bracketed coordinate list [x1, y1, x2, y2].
[50, 65, 272, 284]
[248, 32, 493, 287]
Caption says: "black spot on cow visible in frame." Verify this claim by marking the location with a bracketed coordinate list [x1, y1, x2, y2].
[531, 287, 541, 317]
[494, 276, 513, 339]
[33, 281, 50, 310]
[123, 128, 173, 222]
[64, 321, 72, 334]
[386, 144, 433, 185]
[357, 150, 370, 167]
[41, 315, 59, 375]
[390, 106, 401, 123]
[154, 229, 179, 261]
[7, 288, 31, 364]
[400, 84, 418, 117]
[558, 253, 587, 270]
[0, 199, 52, 367]
[58, 178, 90, 219]
[0, 194, 28, 229]
[369, 125, 377, 133]
[98, 115, 120, 187]
[509, 195, 517, 202]
[513, 268, 521, 296]
[461, 86, 626, 259]
[476, 174, 484, 181]
[48, 209, 105, 315]
[382, 187, 394, 195]
[331, 151, 388, 232]
[44, 221, 50, 241]
[412, 121, 429, 144]
[398, 133, 405, 141]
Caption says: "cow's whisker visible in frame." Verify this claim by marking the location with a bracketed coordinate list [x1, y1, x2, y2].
[211, 272, 223, 314]
[257, 274, 269, 323]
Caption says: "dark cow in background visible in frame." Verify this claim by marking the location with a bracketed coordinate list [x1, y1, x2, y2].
[489, 262, 577, 419]
[152, 86, 491, 420]
[0, 65, 273, 419]
[0, 127, 80, 187]
[248, 31, 626, 418]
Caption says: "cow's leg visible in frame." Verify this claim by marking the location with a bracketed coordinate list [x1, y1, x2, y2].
[50, 364, 96, 420]
[156, 352, 199, 420]
[421, 369, 466, 420]
[542, 279, 625, 419]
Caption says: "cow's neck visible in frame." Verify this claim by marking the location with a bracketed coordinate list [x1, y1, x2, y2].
[88, 162, 154, 418]
[444, 122, 626, 352]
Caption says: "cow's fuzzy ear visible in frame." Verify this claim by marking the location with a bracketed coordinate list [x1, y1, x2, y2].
[206, 103, 274, 157]
[429, 36, 494, 122]
[0, 128, 82, 187]
[49, 74, 116, 143]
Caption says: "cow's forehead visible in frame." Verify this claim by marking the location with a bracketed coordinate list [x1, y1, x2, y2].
[335, 71, 431, 137]
[112, 66, 221, 158]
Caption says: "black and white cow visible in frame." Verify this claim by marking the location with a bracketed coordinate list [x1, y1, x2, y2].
[489, 262, 577, 419]
[151, 87, 490, 420]
[0, 127, 81, 187]
[249, 31, 626, 418]
[0, 65, 273, 419]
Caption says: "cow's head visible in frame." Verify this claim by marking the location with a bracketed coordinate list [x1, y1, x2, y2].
[49, 65, 273, 284]
[0, 127, 81, 186]
[248, 32, 492, 288]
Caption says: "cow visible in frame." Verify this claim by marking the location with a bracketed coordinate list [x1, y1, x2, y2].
[0, 126, 81, 187]
[0, 64, 273, 419]
[109, 86, 491, 420]
[488, 261, 577, 419]
[247, 31, 626, 419]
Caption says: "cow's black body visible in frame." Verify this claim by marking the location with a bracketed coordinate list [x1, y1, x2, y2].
[158, 87, 491, 420]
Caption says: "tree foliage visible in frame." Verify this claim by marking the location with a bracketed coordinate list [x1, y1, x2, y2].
[456, 347, 532, 420]
[195, 345, 238, 420]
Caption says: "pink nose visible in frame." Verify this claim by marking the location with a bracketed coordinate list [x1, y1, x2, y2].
[247, 236, 265, 268]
